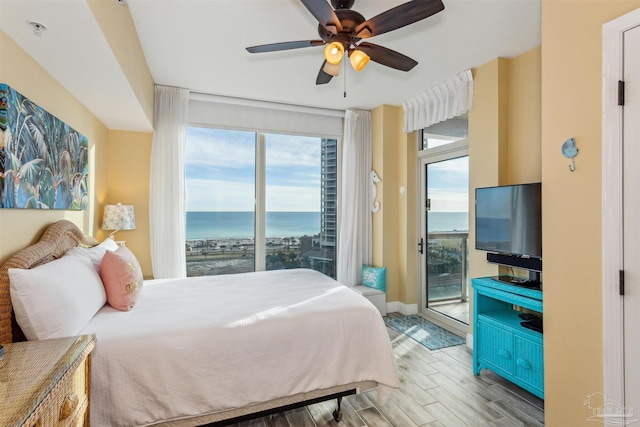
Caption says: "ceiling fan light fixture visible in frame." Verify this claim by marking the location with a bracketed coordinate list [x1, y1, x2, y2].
[350, 49, 370, 72]
[324, 42, 344, 65]
[323, 61, 341, 77]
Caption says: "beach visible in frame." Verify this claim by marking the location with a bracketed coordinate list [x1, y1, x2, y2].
[185, 235, 336, 277]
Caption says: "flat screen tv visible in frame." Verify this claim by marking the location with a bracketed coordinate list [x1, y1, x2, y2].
[475, 182, 542, 260]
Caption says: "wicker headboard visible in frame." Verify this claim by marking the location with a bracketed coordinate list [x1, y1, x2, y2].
[0, 220, 98, 343]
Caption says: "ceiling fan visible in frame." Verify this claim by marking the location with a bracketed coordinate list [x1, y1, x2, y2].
[246, 0, 445, 85]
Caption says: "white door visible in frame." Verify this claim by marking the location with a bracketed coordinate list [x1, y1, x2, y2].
[623, 23, 640, 415]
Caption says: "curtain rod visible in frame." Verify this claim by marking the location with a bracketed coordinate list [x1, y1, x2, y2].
[189, 92, 346, 118]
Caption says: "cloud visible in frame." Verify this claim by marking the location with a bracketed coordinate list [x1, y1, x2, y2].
[426, 156, 469, 211]
[186, 127, 327, 211]
[186, 178, 255, 212]
[186, 178, 321, 212]
[265, 134, 321, 168]
[186, 127, 256, 170]
[266, 184, 320, 212]
[187, 127, 326, 171]
[427, 189, 469, 212]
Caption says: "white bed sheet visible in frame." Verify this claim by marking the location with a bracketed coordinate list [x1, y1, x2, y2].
[80, 269, 399, 426]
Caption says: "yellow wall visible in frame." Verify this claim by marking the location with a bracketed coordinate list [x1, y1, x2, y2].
[397, 107, 418, 305]
[0, 29, 109, 264]
[0, 2, 154, 274]
[507, 46, 542, 184]
[468, 58, 509, 282]
[541, 1, 640, 425]
[371, 48, 541, 331]
[104, 131, 153, 278]
[371, 105, 419, 306]
[372, 105, 402, 303]
[468, 47, 543, 284]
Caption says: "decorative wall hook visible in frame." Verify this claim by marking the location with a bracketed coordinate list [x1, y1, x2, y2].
[371, 170, 381, 213]
[561, 137, 579, 172]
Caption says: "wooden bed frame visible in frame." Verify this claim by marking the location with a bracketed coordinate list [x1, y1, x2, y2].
[0, 220, 376, 426]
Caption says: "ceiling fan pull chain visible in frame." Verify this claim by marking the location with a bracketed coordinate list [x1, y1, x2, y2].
[344, 58, 347, 98]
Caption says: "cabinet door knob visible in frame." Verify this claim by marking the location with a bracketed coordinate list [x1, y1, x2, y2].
[498, 349, 511, 359]
[517, 358, 532, 369]
[59, 392, 79, 420]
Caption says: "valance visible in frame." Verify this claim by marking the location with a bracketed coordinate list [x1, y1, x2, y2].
[402, 69, 473, 133]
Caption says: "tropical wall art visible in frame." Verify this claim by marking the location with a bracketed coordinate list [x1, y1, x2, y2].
[0, 83, 88, 210]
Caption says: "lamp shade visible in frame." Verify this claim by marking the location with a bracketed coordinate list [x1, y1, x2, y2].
[350, 50, 370, 72]
[102, 204, 136, 231]
[324, 42, 344, 65]
[322, 61, 341, 77]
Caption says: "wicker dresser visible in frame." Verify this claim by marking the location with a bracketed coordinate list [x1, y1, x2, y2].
[0, 334, 96, 426]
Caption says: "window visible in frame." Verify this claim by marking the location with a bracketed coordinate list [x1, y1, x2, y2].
[185, 127, 337, 278]
[421, 116, 468, 150]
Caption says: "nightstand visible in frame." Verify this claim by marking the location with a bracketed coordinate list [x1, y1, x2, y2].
[0, 334, 96, 426]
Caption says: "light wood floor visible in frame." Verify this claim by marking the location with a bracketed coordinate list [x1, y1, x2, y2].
[225, 314, 545, 427]
[430, 300, 470, 325]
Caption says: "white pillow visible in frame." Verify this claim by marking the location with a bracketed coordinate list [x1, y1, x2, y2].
[67, 238, 119, 274]
[9, 251, 107, 340]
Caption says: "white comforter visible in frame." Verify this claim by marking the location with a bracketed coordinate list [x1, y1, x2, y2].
[81, 269, 399, 426]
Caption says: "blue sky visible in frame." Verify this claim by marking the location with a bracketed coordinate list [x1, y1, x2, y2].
[186, 127, 469, 213]
[185, 127, 321, 212]
[427, 156, 469, 213]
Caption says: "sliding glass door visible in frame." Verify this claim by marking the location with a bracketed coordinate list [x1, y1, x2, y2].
[419, 140, 469, 335]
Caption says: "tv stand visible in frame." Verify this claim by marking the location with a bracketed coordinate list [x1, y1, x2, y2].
[495, 275, 541, 291]
[472, 277, 544, 399]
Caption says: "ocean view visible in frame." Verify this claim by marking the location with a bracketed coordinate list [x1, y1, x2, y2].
[185, 211, 468, 277]
[186, 211, 468, 240]
[186, 211, 321, 239]
[428, 212, 468, 233]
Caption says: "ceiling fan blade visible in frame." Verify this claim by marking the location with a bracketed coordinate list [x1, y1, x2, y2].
[300, 0, 343, 33]
[246, 40, 325, 53]
[355, 0, 444, 38]
[316, 61, 334, 85]
[356, 42, 418, 71]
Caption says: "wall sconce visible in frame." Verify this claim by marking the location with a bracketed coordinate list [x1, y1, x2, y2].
[102, 203, 136, 244]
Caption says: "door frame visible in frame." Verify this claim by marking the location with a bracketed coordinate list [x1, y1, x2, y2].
[418, 140, 469, 336]
[602, 8, 640, 419]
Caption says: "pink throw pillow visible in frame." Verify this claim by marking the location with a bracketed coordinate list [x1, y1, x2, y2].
[100, 246, 143, 311]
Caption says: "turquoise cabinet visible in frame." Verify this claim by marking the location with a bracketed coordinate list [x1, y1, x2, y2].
[472, 277, 544, 399]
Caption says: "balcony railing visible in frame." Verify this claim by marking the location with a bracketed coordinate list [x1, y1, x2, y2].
[427, 231, 469, 303]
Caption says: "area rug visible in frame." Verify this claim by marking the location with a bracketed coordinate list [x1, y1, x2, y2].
[384, 315, 466, 350]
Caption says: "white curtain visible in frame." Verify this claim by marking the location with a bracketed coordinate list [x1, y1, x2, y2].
[337, 110, 372, 286]
[402, 69, 474, 132]
[149, 85, 189, 279]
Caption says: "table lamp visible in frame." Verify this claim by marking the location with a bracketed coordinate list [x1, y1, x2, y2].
[102, 203, 136, 244]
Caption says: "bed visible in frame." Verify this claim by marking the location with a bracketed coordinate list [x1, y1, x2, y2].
[0, 220, 399, 426]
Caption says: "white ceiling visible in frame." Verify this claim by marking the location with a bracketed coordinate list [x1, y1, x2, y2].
[0, 0, 540, 131]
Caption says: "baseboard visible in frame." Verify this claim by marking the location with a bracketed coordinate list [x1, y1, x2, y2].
[386, 301, 418, 316]
[466, 333, 473, 350]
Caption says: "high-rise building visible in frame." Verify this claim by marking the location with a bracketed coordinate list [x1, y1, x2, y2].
[317, 138, 337, 278]
[320, 138, 337, 249]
